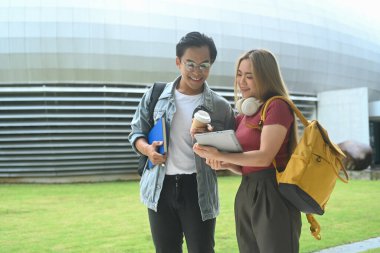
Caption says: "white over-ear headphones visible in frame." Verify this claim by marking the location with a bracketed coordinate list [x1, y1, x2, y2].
[235, 97, 263, 116]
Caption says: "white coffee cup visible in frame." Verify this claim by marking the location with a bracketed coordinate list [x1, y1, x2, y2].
[191, 110, 211, 129]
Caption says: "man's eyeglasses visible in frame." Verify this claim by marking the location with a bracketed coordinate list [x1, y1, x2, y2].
[182, 61, 211, 72]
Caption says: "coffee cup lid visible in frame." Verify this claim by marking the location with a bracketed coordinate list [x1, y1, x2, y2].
[194, 110, 211, 123]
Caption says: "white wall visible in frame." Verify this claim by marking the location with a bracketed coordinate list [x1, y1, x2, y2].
[318, 87, 369, 145]
[369, 101, 380, 120]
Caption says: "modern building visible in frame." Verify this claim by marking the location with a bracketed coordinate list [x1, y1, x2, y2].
[0, 0, 379, 182]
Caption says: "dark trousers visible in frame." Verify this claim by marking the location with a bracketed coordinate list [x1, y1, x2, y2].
[235, 169, 302, 253]
[148, 173, 215, 253]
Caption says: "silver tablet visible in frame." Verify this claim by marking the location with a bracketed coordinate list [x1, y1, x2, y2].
[194, 130, 243, 152]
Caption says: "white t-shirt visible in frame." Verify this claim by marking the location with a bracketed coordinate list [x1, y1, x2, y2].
[165, 90, 203, 175]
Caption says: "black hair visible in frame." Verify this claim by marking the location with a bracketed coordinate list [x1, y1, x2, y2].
[176, 31, 217, 64]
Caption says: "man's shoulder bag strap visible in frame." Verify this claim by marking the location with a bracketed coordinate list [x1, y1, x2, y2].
[148, 82, 166, 125]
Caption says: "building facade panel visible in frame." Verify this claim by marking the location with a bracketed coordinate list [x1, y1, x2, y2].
[0, 0, 379, 180]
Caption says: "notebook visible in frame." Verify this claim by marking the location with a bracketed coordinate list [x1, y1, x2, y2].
[194, 130, 242, 152]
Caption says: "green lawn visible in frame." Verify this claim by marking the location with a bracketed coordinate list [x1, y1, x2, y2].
[0, 176, 379, 253]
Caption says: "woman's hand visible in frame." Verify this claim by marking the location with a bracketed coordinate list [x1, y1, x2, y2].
[205, 158, 225, 170]
[194, 143, 243, 175]
[205, 159, 242, 175]
[193, 143, 220, 160]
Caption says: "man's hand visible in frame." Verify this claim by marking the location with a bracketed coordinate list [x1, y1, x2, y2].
[145, 141, 167, 166]
[190, 123, 214, 138]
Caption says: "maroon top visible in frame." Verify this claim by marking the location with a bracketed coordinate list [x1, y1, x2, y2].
[235, 98, 294, 175]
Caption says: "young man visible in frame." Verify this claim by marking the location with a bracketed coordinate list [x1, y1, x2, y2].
[128, 32, 235, 253]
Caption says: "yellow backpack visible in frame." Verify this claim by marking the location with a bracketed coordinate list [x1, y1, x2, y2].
[260, 96, 349, 240]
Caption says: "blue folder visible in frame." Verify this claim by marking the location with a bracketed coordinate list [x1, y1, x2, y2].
[147, 116, 167, 169]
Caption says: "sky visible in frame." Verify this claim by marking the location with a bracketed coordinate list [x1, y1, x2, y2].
[331, 0, 380, 28]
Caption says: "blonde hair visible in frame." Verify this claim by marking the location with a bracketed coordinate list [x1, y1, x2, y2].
[233, 49, 298, 152]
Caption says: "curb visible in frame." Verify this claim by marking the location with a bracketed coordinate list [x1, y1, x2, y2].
[314, 237, 380, 253]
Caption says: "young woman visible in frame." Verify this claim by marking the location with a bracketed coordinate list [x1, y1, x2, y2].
[193, 49, 302, 253]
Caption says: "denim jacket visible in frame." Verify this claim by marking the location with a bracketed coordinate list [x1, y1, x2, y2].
[128, 76, 235, 221]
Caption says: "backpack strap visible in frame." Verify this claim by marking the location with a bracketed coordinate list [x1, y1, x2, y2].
[260, 95, 309, 127]
[255, 96, 301, 172]
[148, 82, 166, 126]
[306, 214, 322, 240]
